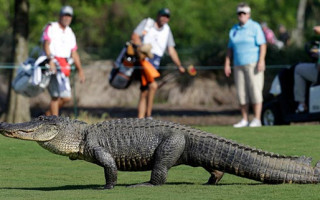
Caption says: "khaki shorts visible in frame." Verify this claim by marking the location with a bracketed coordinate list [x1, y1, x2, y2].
[234, 63, 264, 105]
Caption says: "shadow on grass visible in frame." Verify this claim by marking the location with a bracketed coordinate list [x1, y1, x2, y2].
[0, 182, 263, 191]
[0, 184, 105, 191]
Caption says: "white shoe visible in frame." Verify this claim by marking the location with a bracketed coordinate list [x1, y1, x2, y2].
[295, 103, 306, 113]
[249, 118, 262, 127]
[233, 119, 249, 128]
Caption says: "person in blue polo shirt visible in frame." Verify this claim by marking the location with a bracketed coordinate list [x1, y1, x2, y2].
[224, 2, 267, 128]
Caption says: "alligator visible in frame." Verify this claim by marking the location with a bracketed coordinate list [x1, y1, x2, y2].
[0, 116, 319, 189]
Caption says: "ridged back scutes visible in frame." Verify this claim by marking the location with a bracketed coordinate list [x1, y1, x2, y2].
[186, 129, 303, 161]
[317, 161, 320, 168]
[315, 161, 320, 177]
[91, 119, 310, 163]
[93, 118, 190, 134]
[183, 126, 320, 183]
[87, 118, 192, 171]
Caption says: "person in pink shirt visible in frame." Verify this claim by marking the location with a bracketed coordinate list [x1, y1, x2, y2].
[42, 6, 85, 116]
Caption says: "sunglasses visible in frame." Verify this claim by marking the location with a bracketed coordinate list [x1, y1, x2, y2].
[161, 14, 170, 18]
[62, 14, 72, 17]
[237, 12, 247, 16]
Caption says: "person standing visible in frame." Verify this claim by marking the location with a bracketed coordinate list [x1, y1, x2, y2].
[42, 5, 85, 116]
[261, 22, 283, 49]
[131, 8, 185, 119]
[278, 24, 290, 47]
[224, 2, 267, 127]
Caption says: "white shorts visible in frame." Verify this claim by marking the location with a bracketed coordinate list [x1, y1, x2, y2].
[48, 73, 71, 98]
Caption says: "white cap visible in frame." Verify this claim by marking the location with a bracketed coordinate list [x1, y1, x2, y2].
[60, 6, 73, 16]
[237, 6, 251, 14]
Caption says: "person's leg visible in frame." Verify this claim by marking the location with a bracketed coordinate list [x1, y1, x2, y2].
[146, 81, 158, 117]
[294, 63, 318, 108]
[59, 97, 71, 108]
[50, 97, 60, 116]
[234, 66, 249, 120]
[47, 75, 59, 116]
[249, 103, 263, 127]
[138, 90, 148, 118]
[233, 66, 249, 127]
[239, 104, 249, 121]
[47, 74, 72, 116]
[46, 97, 70, 116]
[55, 76, 72, 115]
[233, 104, 249, 127]
[245, 63, 264, 126]
[253, 102, 262, 120]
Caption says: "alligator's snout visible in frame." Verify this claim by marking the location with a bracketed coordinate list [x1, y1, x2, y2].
[0, 122, 21, 137]
[0, 122, 9, 136]
[0, 122, 8, 130]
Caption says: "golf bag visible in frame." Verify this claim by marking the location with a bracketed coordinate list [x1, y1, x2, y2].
[12, 56, 52, 97]
[109, 42, 138, 89]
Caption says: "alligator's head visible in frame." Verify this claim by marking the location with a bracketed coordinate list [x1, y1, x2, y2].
[0, 116, 67, 141]
[0, 116, 88, 157]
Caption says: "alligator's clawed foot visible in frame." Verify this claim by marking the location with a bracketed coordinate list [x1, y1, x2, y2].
[205, 170, 224, 185]
[127, 182, 155, 188]
[204, 181, 218, 186]
[103, 184, 114, 190]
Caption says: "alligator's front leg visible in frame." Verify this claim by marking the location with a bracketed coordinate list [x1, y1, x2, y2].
[93, 147, 118, 189]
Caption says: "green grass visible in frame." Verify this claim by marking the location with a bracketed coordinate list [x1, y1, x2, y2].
[0, 125, 320, 200]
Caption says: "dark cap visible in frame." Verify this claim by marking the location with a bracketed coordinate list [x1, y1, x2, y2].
[60, 5, 73, 16]
[158, 8, 170, 17]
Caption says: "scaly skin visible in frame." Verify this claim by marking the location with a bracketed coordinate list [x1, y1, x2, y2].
[0, 116, 319, 189]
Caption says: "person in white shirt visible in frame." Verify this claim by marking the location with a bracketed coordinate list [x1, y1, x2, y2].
[131, 8, 185, 119]
[42, 5, 85, 116]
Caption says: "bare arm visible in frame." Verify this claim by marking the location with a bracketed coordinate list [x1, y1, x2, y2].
[168, 46, 185, 73]
[224, 48, 233, 77]
[313, 26, 320, 34]
[43, 40, 56, 73]
[43, 40, 51, 58]
[131, 33, 142, 46]
[257, 44, 267, 72]
[71, 50, 85, 83]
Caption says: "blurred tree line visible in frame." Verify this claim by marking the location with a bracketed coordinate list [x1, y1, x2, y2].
[2, 0, 320, 122]
[1, 0, 320, 66]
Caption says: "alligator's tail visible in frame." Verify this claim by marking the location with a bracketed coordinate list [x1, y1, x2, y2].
[185, 131, 320, 184]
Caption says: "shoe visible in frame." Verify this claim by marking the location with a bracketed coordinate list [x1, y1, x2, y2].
[295, 103, 307, 113]
[146, 116, 153, 120]
[233, 119, 249, 128]
[249, 118, 262, 127]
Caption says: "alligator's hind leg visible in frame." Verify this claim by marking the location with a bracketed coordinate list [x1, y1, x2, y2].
[150, 134, 186, 185]
[205, 169, 224, 185]
[93, 147, 118, 189]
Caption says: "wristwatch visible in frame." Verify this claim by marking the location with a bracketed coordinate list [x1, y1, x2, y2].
[47, 55, 54, 61]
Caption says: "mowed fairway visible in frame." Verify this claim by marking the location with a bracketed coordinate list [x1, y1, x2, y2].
[0, 123, 319, 200]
